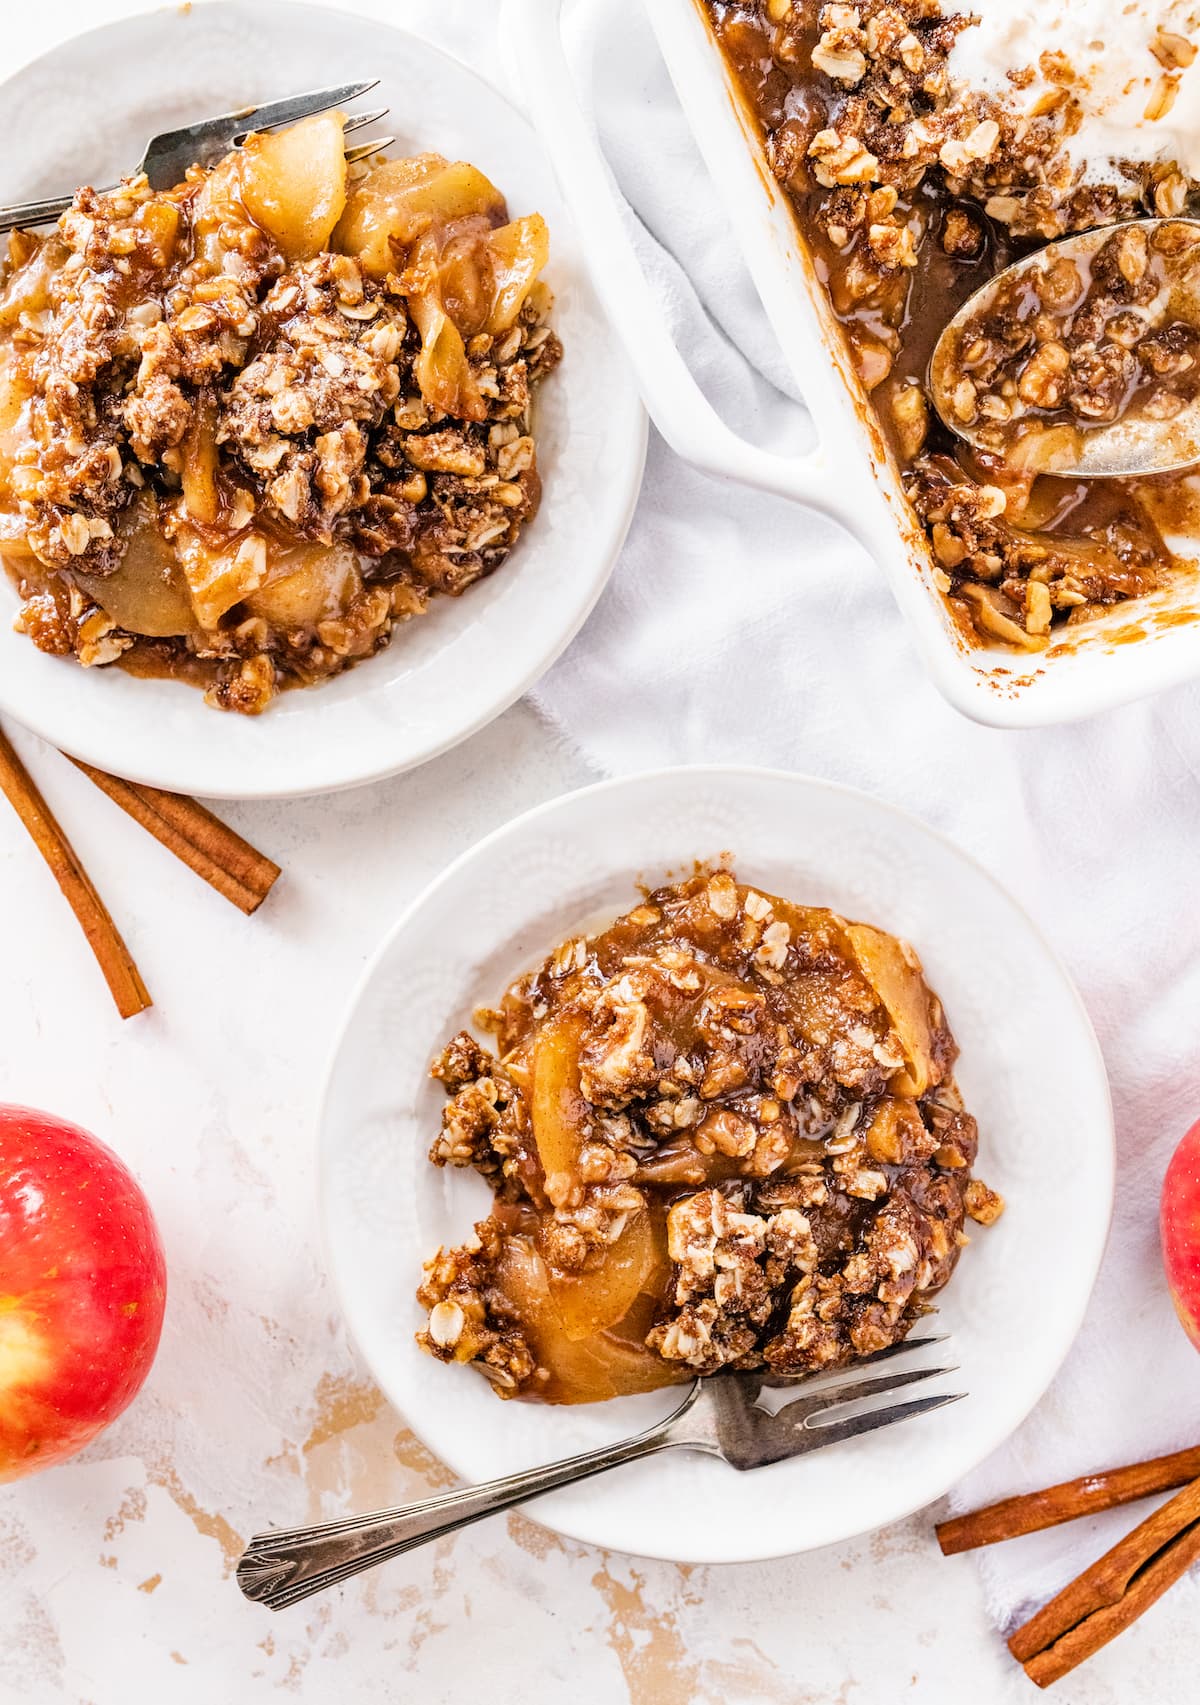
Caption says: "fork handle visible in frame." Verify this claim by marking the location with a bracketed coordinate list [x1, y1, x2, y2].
[236, 1384, 701, 1611]
[0, 193, 97, 233]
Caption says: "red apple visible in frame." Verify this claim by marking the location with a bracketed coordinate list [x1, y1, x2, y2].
[0, 1106, 166, 1482]
[1161, 1118, 1200, 1351]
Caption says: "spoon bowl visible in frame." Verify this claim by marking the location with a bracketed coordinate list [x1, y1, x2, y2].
[929, 217, 1200, 479]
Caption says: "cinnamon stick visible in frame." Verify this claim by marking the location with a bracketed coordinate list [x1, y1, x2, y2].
[67, 757, 280, 915]
[0, 728, 151, 1019]
[1008, 1475, 1200, 1688]
[936, 1442, 1200, 1555]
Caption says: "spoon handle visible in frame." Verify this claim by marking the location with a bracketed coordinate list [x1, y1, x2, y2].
[236, 1386, 700, 1610]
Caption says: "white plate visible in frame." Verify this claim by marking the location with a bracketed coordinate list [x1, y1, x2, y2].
[320, 766, 1114, 1563]
[0, 2, 645, 798]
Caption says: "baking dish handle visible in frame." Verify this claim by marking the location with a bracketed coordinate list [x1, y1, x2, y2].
[507, 0, 848, 524]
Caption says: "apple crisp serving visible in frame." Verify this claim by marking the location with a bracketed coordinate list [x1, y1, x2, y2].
[0, 113, 560, 711]
[704, 1, 1200, 651]
[415, 873, 1002, 1405]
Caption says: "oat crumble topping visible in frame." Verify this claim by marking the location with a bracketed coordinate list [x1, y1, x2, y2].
[0, 115, 560, 711]
[415, 873, 1001, 1404]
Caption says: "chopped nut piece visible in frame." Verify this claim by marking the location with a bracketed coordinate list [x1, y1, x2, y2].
[427, 1300, 465, 1347]
[964, 1179, 1006, 1226]
[1026, 580, 1053, 636]
[1151, 29, 1197, 72]
[890, 382, 929, 460]
[706, 872, 739, 920]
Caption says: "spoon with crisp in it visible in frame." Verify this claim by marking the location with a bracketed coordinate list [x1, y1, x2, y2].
[929, 217, 1200, 479]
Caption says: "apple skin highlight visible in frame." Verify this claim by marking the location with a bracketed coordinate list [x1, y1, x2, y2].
[1161, 1119, 1200, 1350]
[0, 1107, 166, 1483]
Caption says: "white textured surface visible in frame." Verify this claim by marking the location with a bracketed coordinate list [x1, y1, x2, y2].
[323, 767, 1112, 1561]
[1, 4, 1200, 1705]
[949, 0, 1200, 181]
[0, 695, 1068, 1705]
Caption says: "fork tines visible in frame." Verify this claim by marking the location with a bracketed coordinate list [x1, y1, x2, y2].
[236, 84, 393, 166]
[723, 1330, 964, 1468]
[342, 108, 389, 136]
[344, 138, 395, 167]
[231, 80, 382, 142]
[798, 1364, 964, 1448]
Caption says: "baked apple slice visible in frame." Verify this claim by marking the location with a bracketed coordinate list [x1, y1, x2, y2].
[485, 215, 550, 333]
[526, 1012, 675, 1367]
[550, 1209, 668, 1343]
[180, 395, 220, 527]
[861, 1097, 928, 1166]
[239, 111, 348, 261]
[529, 1009, 589, 1186]
[76, 498, 195, 638]
[333, 154, 505, 278]
[246, 541, 362, 630]
[0, 231, 66, 331]
[844, 922, 948, 1097]
[408, 283, 487, 421]
[173, 525, 269, 630]
[0, 354, 33, 514]
[496, 1234, 680, 1404]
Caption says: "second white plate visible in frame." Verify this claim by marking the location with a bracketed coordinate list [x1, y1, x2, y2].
[320, 766, 1114, 1562]
[0, 1, 645, 797]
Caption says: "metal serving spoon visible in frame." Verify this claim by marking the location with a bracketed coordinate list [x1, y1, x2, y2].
[929, 217, 1200, 478]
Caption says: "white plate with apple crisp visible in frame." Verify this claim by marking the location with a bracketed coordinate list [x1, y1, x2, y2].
[319, 767, 1114, 1563]
[0, 2, 645, 797]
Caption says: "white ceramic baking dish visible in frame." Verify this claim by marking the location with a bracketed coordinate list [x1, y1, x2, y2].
[512, 0, 1200, 727]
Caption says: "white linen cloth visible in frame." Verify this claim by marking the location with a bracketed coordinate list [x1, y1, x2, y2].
[505, 0, 1200, 1630]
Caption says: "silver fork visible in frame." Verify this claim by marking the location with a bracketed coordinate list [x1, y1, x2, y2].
[236, 1336, 961, 1611]
[0, 81, 393, 234]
